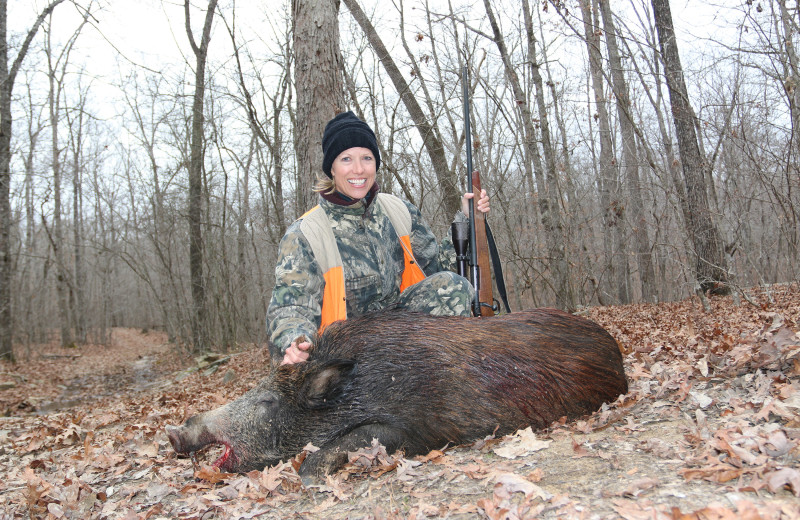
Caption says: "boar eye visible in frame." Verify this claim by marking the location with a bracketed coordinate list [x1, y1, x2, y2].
[258, 395, 279, 414]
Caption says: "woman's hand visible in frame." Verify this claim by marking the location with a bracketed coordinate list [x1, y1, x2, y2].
[281, 338, 312, 365]
[462, 188, 490, 216]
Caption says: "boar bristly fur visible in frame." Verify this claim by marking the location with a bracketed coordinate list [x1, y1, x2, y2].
[166, 308, 628, 477]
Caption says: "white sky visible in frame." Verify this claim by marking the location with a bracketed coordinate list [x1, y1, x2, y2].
[9, 0, 766, 128]
[15, 0, 729, 77]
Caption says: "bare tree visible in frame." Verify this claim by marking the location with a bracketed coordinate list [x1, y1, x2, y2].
[770, 0, 800, 264]
[651, 0, 729, 294]
[341, 0, 461, 216]
[64, 74, 91, 344]
[599, 0, 656, 302]
[223, 8, 291, 235]
[185, 0, 218, 352]
[613, 4, 686, 300]
[580, 0, 623, 305]
[776, 0, 800, 168]
[18, 71, 47, 351]
[482, 0, 573, 310]
[42, 10, 90, 348]
[119, 72, 180, 341]
[45, 24, 72, 348]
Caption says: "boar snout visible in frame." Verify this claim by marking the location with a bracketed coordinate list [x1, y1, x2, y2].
[165, 424, 187, 454]
[165, 413, 242, 472]
[164, 414, 217, 456]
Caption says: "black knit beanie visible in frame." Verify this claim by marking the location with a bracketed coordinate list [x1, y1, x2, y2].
[321, 111, 381, 178]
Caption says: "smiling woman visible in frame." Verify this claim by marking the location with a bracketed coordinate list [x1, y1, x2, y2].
[265, 110, 491, 366]
[319, 111, 382, 199]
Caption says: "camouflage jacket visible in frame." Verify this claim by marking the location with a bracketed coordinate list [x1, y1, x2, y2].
[267, 194, 463, 354]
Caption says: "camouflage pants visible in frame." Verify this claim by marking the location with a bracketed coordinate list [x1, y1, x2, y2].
[396, 271, 474, 317]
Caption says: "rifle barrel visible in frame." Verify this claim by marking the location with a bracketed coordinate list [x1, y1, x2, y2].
[462, 67, 479, 315]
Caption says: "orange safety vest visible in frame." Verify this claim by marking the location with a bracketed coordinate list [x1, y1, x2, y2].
[299, 194, 426, 333]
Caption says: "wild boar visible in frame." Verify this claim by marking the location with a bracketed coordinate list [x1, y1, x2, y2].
[166, 308, 627, 477]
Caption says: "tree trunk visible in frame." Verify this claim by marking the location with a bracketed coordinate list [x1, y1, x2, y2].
[580, 0, 623, 305]
[185, 0, 218, 352]
[651, 0, 728, 293]
[47, 50, 73, 348]
[0, 2, 9, 362]
[22, 106, 42, 349]
[44, 9, 90, 347]
[484, 0, 556, 308]
[623, 13, 684, 298]
[293, 0, 345, 216]
[237, 137, 254, 338]
[68, 96, 87, 344]
[776, 0, 800, 260]
[599, 0, 656, 302]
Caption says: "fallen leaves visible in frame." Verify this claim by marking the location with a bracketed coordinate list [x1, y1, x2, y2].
[346, 437, 400, 477]
[1, 284, 799, 518]
[477, 472, 552, 520]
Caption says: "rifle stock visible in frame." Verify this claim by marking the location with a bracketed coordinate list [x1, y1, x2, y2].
[471, 171, 494, 316]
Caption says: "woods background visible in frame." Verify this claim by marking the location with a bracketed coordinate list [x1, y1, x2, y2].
[1, 0, 797, 359]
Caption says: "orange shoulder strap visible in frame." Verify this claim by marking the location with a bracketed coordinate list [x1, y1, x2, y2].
[299, 207, 347, 332]
[377, 194, 426, 290]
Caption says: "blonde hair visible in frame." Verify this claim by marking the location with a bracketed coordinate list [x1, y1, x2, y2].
[313, 175, 336, 194]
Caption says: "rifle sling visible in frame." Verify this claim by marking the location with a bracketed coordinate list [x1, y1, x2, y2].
[485, 220, 512, 314]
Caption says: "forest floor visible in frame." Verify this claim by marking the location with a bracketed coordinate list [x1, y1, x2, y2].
[1, 285, 800, 519]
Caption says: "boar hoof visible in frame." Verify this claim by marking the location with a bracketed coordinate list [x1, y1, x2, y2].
[299, 448, 349, 479]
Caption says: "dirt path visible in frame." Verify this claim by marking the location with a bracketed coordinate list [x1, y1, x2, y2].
[0, 328, 177, 417]
[1, 287, 799, 519]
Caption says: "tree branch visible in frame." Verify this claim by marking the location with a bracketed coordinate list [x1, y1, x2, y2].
[5, 0, 67, 94]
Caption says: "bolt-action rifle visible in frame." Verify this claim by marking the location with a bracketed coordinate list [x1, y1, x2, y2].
[453, 66, 509, 317]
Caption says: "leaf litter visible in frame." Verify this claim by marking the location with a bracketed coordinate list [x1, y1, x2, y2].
[1, 284, 799, 518]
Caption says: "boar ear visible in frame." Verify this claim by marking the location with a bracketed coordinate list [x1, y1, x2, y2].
[302, 360, 356, 409]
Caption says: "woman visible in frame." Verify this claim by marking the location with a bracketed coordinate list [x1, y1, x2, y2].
[267, 111, 489, 365]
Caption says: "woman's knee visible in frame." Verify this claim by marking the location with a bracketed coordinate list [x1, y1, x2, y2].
[427, 271, 473, 295]
[400, 271, 474, 316]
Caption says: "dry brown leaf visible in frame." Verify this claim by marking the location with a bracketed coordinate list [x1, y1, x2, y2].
[621, 477, 660, 497]
[681, 464, 747, 484]
[259, 462, 291, 493]
[494, 472, 551, 501]
[760, 430, 794, 457]
[493, 427, 550, 459]
[476, 497, 510, 520]
[321, 474, 350, 501]
[527, 467, 544, 482]
[765, 467, 800, 496]
[446, 501, 479, 514]
[571, 438, 592, 458]
[416, 449, 446, 463]
[194, 464, 235, 484]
